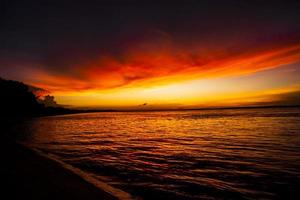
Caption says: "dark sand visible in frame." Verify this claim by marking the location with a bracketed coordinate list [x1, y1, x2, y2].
[0, 141, 132, 200]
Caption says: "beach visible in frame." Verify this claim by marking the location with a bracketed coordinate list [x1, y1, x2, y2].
[0, 140, 133, 200]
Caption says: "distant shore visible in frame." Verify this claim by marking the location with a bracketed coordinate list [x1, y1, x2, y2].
[0, 140, 133, 200]
[63, 104, 300, 113]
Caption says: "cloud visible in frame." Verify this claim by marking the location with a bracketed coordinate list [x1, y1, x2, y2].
[1, 21, 300, 94]
[24, 38, 300, 93]
[266, 90, 300, 106]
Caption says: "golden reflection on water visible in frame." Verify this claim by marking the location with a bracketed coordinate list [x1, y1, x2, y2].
[23, 108, 300, 199]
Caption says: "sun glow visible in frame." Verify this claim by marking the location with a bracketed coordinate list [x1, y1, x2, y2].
[18, 42, 298, 109]
[53, 64, 300, 109]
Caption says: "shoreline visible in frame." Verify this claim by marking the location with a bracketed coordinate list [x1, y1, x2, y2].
[1, 141, 134, 200]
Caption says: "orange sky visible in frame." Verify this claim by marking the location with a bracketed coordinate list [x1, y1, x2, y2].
[1, 1, 300, 109]
[22, 41, 300, 109]
[26, 41, 300, 91]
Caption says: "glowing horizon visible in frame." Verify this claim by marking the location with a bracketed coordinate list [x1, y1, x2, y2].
[1, 1, 300, 109]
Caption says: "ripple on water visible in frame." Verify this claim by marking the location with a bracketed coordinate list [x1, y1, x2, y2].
[21, 108, 300, 199]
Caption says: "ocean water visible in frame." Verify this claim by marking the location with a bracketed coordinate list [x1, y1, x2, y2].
[20, 108, 300, 199]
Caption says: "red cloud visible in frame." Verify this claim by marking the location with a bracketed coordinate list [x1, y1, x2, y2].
[9, 33, 300, 93]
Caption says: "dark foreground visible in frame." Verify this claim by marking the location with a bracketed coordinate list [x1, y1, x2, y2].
[0, 141, 126, 200]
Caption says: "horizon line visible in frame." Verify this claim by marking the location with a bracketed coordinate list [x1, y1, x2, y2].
[68, 104, 300, 112]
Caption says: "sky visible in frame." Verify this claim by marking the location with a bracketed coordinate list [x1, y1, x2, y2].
[1, 0, 300, 109]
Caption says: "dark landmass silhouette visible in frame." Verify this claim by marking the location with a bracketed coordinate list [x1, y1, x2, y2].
[0, 77, 43, 116]
[0, 77, 62, 116]
[0, 77, 115, 118]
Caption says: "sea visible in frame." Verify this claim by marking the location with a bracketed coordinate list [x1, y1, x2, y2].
[18, 107, 300, 199]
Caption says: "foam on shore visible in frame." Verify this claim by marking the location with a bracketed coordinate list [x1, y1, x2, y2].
[19, 142, 135, 200]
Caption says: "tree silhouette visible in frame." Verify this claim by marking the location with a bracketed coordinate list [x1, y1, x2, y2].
[39, 95, 59, 107]
[0, 78, 43, 116]
[0, 77, 82, 118]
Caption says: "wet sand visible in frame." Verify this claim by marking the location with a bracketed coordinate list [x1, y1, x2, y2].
[0, 141, 133, 200]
